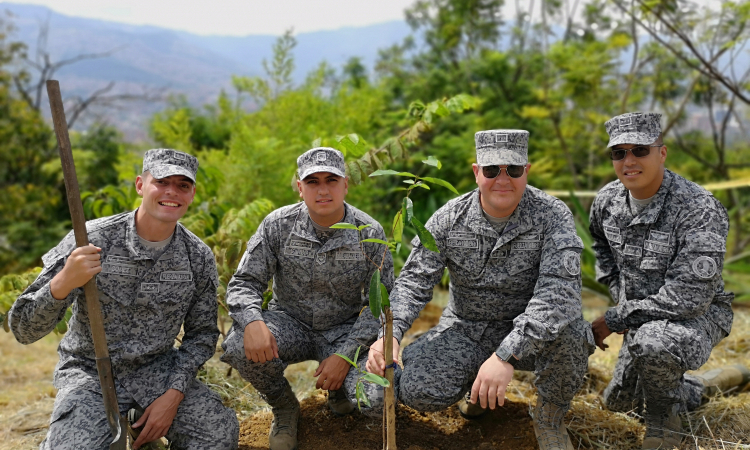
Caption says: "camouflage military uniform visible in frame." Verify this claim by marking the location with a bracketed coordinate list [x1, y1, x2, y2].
[9, 210, 239, 449]
[590, 168, 733, 412]
[393, 187, 595, 411]
[221, 201, 395, 415]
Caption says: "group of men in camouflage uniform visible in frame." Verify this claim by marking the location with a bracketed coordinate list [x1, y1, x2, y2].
[9, 111, 748, 450]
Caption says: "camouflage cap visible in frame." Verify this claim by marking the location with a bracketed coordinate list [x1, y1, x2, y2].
[297, 147, 346, 180]
[474, 129, 529, 166]
[605, 112, 662, 148]
[142, 148, 198, 183]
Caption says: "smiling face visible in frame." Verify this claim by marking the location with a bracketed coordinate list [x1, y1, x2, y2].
[472, 163, 529, 218]
[297, 172, 348, 226]
[612, 143, 667, 199]
[135, 172, 195, 232]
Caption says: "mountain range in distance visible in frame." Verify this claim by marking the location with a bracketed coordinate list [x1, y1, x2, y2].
[1, 3, 412, 141]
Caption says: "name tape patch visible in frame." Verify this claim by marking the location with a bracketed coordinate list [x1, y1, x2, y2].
[289, 239, 313, 249]
[449, 231, 476, 239]
[512, 241, 542, 251]
[102, 263, 138, 277]
[447, 238, 479, 249]
[603, 226, 620, 235]
[106, 255, 132, 263]
[644, 240, 671, 255]
[649, 230, 671, 244]
[284, 247, 315, 259]
[605, 231, 623, 244]
[517, 233, 541, 242]
[336, 250, 364, 261]
[140, 283, 160, 293]
[623, 245, 642, 257]
[640, 258, 661, 270]
[160, 271, 193, 282]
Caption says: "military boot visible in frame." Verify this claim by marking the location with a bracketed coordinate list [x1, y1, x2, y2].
[327, 389, 355, 416]
[642, 402, 682, 450]
[267, 385, 300, 450]
[457, 391, 487, 419]
[694, 364, 750, 398]
[530, 397, 574, 450]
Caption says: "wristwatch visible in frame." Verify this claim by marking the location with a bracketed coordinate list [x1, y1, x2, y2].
[496, 346, 514, 362]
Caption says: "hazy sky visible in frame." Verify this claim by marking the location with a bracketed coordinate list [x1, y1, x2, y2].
[2, 0, 422, 35]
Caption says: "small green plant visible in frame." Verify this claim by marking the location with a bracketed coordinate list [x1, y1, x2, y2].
[332, 156, 457, 449]
[335, 345, 390, 410]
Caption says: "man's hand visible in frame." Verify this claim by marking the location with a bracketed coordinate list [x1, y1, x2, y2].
[243, 320, 279, 363]
[365, 337, 400, 376]
[591, 315, 613, 351]
[132, 389, 184, 449]
[50, 244, 101, 300]
[470, 354, 514, 410]
[314, 354, 351, 391]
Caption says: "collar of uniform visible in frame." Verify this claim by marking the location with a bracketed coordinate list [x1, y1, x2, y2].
[125, 209, 180, 261]
[625, 168, 674, 226]
[290, 202, 359, 249]
[465, 190, 500, 238]
[318, 203, 360, 253]
[492, 187, 536, 249]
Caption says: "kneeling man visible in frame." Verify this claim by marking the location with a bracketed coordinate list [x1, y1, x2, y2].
[368, 130, 594, 450]
[222, 147, 394, 450]
[10, 149, 239, 450]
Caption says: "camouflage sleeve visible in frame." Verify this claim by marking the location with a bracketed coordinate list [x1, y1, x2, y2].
[167, 247, 220, 393]
[225, 217, 277, 331]
[390, 212, 448, 342]
[8, 231, 79, 345]
[497, 201, 583, 360]
[589, 194, 620, 302]
[604, 204, 729, 332]
[336, 224, 395, 360]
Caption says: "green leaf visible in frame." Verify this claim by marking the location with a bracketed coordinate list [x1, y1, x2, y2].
[312, 137, 322, 147]
[356, 382, 371, 407]
[330, 222, 358, 230]
[420, 177, 459, 195]
[402, 197, 414, 223]
[410, 183, 430, 190]
[380, 282, 390, 307]
[357, 224, 372, 231]
[354, 345, 361, 366]
[445, 93, 481, 112]
[369, 270, 382, 317]
[362, 238, 388, 245]
[412, 217, 439, 253]
[362, 372, 391, 387]
[422, 155, 442, 169]
[347, 161, 362, 185]
[335, 352, 358, 368]
[403, 179, 415, 184]
[392, 211, 404, 243]
[369, 169, 418, 178]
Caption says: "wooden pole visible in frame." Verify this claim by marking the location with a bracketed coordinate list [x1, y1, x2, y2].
[384, 307, 396, 450]
[46, 80, 129, 450]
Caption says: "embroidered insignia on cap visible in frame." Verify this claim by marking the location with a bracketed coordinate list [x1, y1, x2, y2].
[563, 251, 581, 276]
[316, 151, 327, 162]
[172, 151, 186, 161]
[495, 133, 508, 143]
[692, 256, 717, 279]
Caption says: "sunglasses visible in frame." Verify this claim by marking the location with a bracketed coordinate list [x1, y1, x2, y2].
[481, 165, 526, 179]
[609, 145, 662, 161]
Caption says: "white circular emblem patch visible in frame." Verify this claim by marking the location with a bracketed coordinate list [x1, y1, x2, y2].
[692, 256, 717, 279]
[563, 251, 581, 276]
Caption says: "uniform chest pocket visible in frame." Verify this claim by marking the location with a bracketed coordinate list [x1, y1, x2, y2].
[97, 264, 140, 307]
[507, 249, 541, 291]
[639, 256, 669, 273]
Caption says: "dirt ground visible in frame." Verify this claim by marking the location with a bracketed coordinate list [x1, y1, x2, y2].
[1, 294, 749, 450]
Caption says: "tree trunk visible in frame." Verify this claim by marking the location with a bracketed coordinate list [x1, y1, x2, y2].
[383, 307, 397, 450]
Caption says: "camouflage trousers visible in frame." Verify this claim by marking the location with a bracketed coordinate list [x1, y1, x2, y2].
[603, 315, 727, 413]
[399, 317, 595, 411]
[221, 310, 384, 416]
[40, 378, 239, 450]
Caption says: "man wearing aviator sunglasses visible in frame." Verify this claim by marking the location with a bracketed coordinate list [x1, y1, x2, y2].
[368, 129, 594, 450]
[589, 112, 745, 450]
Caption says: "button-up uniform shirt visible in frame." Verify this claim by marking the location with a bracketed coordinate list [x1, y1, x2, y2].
[391, 187, 584, 360]
[589, 169, 733, 334]
[9, 210, 219, 406]
[226, 202, 395, 360]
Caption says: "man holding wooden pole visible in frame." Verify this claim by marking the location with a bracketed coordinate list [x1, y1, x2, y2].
[9, 148, 239, 449]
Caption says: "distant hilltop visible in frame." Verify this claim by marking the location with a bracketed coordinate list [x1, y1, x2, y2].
[0, 2, 411, 141]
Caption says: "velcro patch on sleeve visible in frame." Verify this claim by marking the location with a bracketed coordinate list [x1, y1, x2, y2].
[686, 231, 726, 253]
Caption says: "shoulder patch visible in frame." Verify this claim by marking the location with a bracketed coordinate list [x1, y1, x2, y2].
[563, 251, 581, 276]
[692, 256, 717, 279]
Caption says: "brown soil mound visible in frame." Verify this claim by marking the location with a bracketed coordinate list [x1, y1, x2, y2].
[239, 392, 540, 450]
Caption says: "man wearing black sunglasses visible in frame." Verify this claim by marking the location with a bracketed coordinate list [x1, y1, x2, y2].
[589, 112, 746, 450]
[368, 129, 594, 450]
